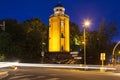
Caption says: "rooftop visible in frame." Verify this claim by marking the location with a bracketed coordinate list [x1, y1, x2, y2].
[54, 3, 64, 8]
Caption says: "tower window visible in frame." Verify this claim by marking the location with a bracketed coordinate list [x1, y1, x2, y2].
[61, 33, 65, 38]
[56, 9, 59, 11]
[60, 9, 62, 11]
[61, 21, 64, 26]
[61, 46, 64, 52]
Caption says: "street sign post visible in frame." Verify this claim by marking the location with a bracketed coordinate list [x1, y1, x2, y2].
[100, 53, 105, 67]
[41, 51, 44, 63]
[41, 51, 44, 57]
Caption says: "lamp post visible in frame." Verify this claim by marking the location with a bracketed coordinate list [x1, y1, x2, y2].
[112, 41, 120, 65]
[83, 20, 91, 65]
[41, 41, 46, 64]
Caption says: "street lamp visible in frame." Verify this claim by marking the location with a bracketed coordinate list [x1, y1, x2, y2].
[119, 51, 120, 54]
[41, 42, 46, 64]
[83, 19, 91, 65]
[118, 51, 120, 64]
[112, 41, 120, 65]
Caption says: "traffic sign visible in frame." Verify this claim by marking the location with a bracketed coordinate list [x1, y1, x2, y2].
[100, 53, 105, 60]
[41, 51, 44, 57]
[74, 57, 82, 59]
[72, 54, 78, 57]
[70, 52, 78, 55]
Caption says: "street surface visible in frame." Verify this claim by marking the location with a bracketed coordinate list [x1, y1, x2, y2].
[1, 67, 120, 80]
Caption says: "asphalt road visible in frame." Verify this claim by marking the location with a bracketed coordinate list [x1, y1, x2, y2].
[2, 67, 120, 80]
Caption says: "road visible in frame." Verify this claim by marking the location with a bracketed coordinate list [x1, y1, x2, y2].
[1, 67, 120, 80]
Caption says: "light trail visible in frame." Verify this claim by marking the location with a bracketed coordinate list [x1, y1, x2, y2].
[0, 62, 116, 71]
[0, 62, 19, 68]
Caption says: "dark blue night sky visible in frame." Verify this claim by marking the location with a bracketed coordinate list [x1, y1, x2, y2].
[0, 0, 120, 41]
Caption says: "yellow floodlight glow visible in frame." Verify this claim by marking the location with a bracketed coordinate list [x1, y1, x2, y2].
[82, 41, 85, 44]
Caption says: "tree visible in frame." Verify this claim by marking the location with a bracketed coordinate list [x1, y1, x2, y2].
[2, 19, 25, 61]
[22, 18, 48, 62]
[0, 30, 12, 60]
[70, 22, 81, 51]
[0, 54, 5, 61]
[85, 19, 118, 64]
[0, 18, 48, 62]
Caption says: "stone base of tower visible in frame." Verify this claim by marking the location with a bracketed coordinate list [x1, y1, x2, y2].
[44, 52, 73, 64]
[42, 52, 82, 64]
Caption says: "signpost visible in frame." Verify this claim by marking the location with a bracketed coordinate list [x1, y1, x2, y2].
[41, 51, 44, 63]
[41, 51, 44, 57]
[100, 53, 105, 67]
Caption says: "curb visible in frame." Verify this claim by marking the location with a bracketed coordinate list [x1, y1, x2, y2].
[0, 71, 8, 79]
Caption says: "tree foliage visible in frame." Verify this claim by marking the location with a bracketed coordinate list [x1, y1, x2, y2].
[70, 22, 81, 51]
[0, 18, 119, 64]
[0, 18, 47, 62]
[85, 19, 118, 64]
[22, 18, 47, 62]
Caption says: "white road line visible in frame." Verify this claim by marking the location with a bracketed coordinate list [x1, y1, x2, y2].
[9, 75, 33, 80]
[47, 78, 60, 80]
[19, 78, 30, 80]
[49, 74, 57, 76]
[31, 76, 46, 79]
[14, 73, 24, 76]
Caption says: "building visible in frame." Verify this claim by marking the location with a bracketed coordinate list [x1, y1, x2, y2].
[49, 3, 70, 52]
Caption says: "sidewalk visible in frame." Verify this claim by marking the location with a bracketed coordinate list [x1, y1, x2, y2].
[0, 71, 8, 79]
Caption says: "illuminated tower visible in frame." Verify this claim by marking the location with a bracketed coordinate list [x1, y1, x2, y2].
[49, 3, 70, 52]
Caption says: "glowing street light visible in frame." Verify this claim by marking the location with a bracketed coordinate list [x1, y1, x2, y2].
[119, 51, 120, 54]
[84, 20, 91, 27]
[83, 19, 91, 65]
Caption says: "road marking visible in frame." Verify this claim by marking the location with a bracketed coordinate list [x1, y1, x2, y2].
[47, 78, 60, 80]
[14, 73, 24, 76]
[31, 76, 46, 79]
[49, 74, 57, 76]
[9, 75, 33, 80]
[19, 78, 29, 80]
[0, 71, 8, 79]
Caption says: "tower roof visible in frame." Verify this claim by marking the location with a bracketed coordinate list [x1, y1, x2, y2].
[54, 3, 64, 8]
